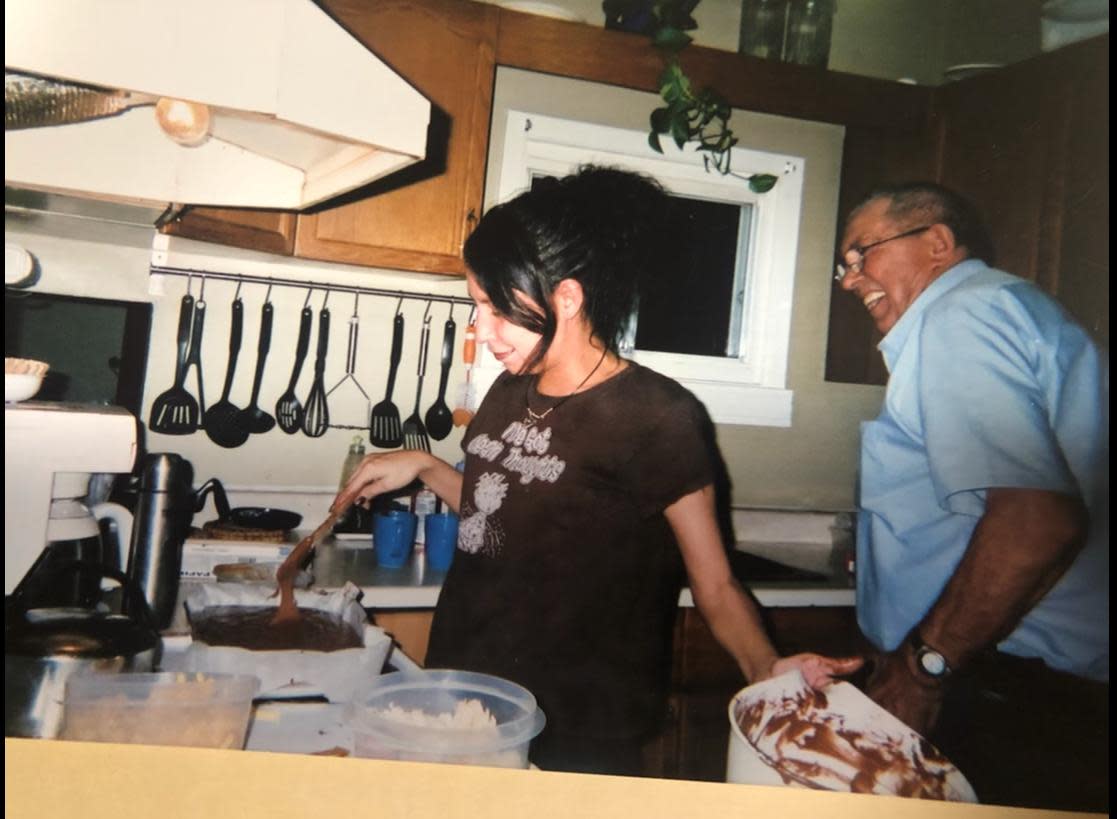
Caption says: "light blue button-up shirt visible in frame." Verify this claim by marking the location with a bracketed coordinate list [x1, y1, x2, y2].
[856, 259, 1108, 681]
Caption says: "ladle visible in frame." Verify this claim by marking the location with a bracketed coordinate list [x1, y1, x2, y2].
[204, 295, 250, 448]
[424, 312, 455, 441]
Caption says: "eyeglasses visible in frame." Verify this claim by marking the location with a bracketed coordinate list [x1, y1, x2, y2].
[834, 225, 933, 282]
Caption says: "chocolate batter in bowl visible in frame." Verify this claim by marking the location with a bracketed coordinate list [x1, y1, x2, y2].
[727, 670, 977, 801]
[180, 583, 393, 702]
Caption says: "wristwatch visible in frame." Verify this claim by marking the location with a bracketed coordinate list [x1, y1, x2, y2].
[908, 632, 952, 680]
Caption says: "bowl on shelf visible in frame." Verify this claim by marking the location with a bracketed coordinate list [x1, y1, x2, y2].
[5, 358, 49, 403]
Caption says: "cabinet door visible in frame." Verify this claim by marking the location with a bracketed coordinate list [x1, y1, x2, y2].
[161, 208, 296, 256]
[295, 0, 498, 275]
[934, 35, 1108, 344]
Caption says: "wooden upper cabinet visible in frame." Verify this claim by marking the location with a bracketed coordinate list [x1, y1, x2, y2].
[293, 0, 498, 275]
[161, 207, 297, 256]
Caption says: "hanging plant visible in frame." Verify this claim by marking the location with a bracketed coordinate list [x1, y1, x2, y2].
[603, 0, 778, 192]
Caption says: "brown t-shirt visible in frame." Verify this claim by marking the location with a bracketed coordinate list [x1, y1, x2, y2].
[426, 362, 714, 740]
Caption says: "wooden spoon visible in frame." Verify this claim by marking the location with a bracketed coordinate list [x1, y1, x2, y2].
[272, 500, 354, 624]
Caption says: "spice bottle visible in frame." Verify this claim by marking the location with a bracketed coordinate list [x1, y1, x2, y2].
[411, 486, 438, 553]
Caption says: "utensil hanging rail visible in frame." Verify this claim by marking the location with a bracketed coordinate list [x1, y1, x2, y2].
[149, 265, 473, 308]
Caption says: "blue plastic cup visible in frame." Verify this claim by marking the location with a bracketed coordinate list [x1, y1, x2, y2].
[373, 509, 417, 569]
[424, 512, 459, 571]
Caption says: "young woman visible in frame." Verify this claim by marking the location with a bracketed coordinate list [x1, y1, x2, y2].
[334, 166, 860, 775]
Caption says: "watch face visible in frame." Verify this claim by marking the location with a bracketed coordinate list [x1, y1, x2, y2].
[918, 649, 948, 676]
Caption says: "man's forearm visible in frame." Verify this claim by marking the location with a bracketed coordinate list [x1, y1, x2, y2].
[917, 487, 1087, 669]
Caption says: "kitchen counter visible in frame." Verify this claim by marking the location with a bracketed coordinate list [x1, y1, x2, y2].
[308, 539, 855, 610]
[6, 737, 1093, 819]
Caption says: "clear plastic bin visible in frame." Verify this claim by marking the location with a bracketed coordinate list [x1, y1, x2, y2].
[60, 672, 259, 749]
[349, 669, 545, 768]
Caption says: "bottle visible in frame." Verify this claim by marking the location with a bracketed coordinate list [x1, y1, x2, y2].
[739, 0, 788, 61]
[338, 435, 366, 491]
[336, 436, 367, 534]
[784, 0, 834, 68]
[411, 486, 438, 553]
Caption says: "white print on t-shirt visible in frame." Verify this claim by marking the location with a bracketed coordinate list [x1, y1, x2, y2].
[467, 425, 567, 486]
[461, 422, 567, 556]
[459, 472, 508, 555]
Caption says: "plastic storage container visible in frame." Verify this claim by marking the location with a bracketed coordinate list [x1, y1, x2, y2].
[350, 669, 545, 768]
[60, 672, 259, 749]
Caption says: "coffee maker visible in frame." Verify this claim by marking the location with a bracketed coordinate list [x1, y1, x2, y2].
[4, 402, 138, 596]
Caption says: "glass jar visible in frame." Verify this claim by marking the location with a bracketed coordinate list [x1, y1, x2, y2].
[784, 0, 835, 68]
[739, 0, 788, 61]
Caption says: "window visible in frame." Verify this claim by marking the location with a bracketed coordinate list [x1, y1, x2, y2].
[487, 111, 804, 426]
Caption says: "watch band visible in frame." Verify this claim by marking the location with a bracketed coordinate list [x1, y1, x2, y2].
[908, 632, 952, 680]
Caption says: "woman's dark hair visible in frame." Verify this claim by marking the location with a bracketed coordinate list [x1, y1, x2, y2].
[861, 182, 996, 265]
[463, 165, 672, 373]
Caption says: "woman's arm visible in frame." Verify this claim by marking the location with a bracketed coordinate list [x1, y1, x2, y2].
[665, 485, 863, 687]
[331, 451, 465, 514]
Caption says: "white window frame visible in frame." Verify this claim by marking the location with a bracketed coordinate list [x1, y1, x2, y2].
[479, 110, 803, 427]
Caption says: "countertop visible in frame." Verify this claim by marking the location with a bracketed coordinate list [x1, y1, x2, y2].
[7, 738, 1093, 819]
[307, 538, 855, 609]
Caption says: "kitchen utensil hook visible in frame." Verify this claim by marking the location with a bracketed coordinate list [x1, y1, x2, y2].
[198, 274, 206, 302]
[264, 283, 273, 303]
[422, 300, 433, 325]
[234, 279, 243, 299]
[322, 288, 331, 309]
[468, 304, 477, 325]
[303, 287, 314, 308]
[394, 296, 404, 316]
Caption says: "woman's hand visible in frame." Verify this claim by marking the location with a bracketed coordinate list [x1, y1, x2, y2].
[767, 653, 865, 689]
[330, 451, 435, 512]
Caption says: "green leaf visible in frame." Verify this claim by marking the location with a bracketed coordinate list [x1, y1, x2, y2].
[670, 115, 690, 149]
[748, 173, 779, 193]
[648, 130, 664, 154]
[650, 106, 672, 134]
[653, 26, 692, 53]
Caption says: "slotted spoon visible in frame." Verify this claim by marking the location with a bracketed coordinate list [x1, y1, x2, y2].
[149, 293, 197, 435]
[276, 304, 313, 434]
[369, 312, 405, 448]
[203, 296, 250, 448]
[301, 305, 331, 438]
[402, 316, 432, 452]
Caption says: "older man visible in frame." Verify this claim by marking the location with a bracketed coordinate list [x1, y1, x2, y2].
[836, 182, 1108, 811]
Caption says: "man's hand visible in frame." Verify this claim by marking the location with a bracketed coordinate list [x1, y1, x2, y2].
[864, 647, 945, 736]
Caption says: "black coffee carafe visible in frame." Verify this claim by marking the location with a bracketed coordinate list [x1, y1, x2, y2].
[125, 453, 196, 629]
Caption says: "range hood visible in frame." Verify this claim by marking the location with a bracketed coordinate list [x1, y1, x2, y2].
[4, 0, 431, 212]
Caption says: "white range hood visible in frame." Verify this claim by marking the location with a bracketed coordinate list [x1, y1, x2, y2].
[4, 0, 431, 211]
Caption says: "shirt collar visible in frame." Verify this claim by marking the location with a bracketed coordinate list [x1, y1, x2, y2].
[878, 258, 987, 368]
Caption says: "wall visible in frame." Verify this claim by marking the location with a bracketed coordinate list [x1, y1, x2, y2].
[488, 67, 884, 510]
[483, 0, 1046, 86]
[5, 209, 470, 523]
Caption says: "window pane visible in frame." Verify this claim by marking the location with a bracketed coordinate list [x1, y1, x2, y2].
[635, 196, 750, 358]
